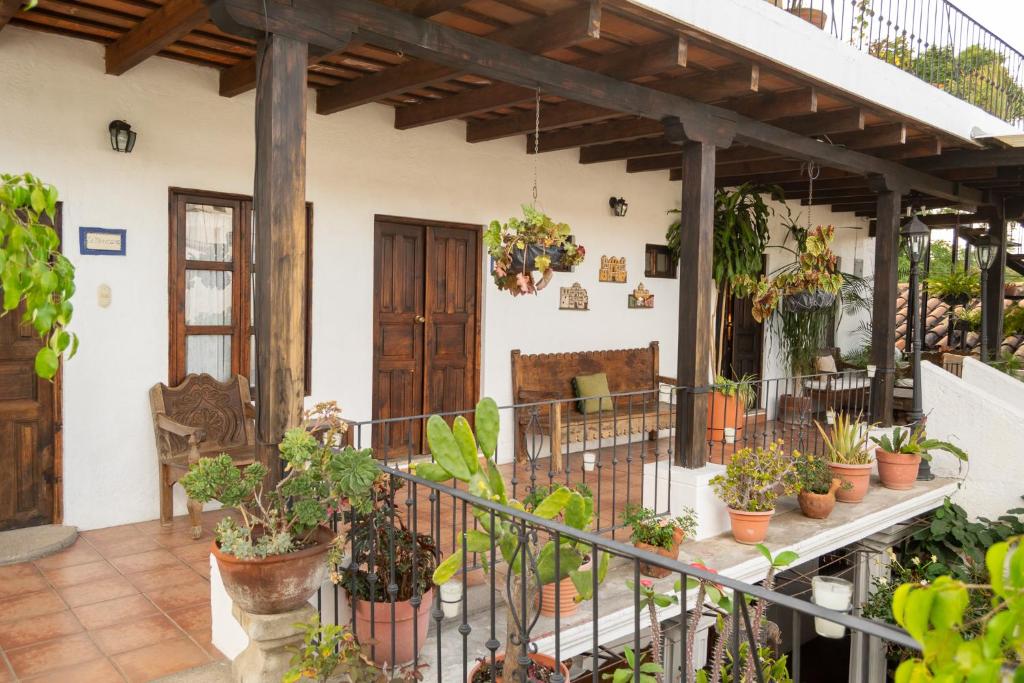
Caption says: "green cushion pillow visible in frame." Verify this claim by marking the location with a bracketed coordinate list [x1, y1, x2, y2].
[573, 373, 613, 414]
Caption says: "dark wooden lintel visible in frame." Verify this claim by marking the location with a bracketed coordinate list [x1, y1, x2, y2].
[106, 0, 209, 75]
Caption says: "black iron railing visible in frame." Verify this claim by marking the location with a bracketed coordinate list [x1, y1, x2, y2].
[766, 0, 1024, 127]
[321, 464, 918, 683]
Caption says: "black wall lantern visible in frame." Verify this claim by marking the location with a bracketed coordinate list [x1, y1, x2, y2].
[609, 196, 628, 217]
[108, 120, 137, 153]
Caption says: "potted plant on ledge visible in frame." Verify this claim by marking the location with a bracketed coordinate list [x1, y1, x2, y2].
[815, 412, 873, 503]
[180, 404, 380, 614]
[710, 440, 800, 544]
[620, 503, 697, 578]
[707, 373, 757, 442]
[793, 452, 844, 519]
[485, 204, 585, 296]
[871, 423, 967, 490]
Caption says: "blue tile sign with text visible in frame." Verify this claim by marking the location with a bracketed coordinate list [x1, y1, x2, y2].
[79, 227, 126, 255]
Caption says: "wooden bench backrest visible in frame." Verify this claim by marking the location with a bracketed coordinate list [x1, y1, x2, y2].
[511, 342, 660, 406]
[149, 373, 255, 457]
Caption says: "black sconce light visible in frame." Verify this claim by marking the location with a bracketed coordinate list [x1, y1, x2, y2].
[609, 196, 628, 217]
[108, 120, 137, 153]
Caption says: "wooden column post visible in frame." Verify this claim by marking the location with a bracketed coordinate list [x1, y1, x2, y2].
[253, 33, 308, 485]
[869, 178, 904, 426]
[664, 116, 733, 468]
[984, 211, 1007, 359]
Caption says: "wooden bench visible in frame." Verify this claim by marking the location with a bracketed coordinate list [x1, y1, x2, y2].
[510, 342, 675, 466]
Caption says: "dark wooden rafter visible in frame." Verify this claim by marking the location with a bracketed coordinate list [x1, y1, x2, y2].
[870, 179, 903, 425]
[206, 0, 985, 205]
[725, 87, 817, 120]
[105, 0, 209, 75]
[828, 122, 907, 150]
[317, 1, 603, 115]
[875, 137, 942, 160]
[779, 107, 865, 136]
[395, 37, 687, 129]
[910, 148, 1024, 172]
[531, 118, 665, 153]
[0, 0, 23, 32]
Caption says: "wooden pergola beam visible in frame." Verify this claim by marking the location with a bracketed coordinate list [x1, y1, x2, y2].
[317, 1, 602, 115]
[725, 86, 817, 120]
[910, 148, 1024, 172]
[870, 180, 903, 425]
[579, 136, 679, 164]
[829, 122, 907, 150]
[0, 0, 24, 33]
[207, 0, 985, 205]
[779, 107, 865, 136]
[395, 37, 686, 129]
[105, 0, 209, 75]
[875, 137, 942, 161]
[531, 118, 664, 153]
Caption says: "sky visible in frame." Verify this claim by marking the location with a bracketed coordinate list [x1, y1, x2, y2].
[947, 0, 1024, 55]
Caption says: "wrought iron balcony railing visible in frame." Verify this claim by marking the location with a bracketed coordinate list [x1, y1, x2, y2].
[766, 0, 1024, 128]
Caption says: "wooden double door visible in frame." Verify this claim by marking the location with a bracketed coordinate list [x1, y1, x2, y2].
[372, 217, 482, 458]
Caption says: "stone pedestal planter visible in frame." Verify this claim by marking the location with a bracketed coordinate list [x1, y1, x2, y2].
[231, 602, 315, 683]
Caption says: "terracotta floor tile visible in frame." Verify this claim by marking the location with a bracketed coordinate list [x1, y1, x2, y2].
[111, 636, 209, 682]
[110, 549, 182, 575]
[90, 613, 185, 656]
[170, 541, 214, 563]
[0, 572, 49, 600]
[71, 594, 158, 631]
[32, 542, 102, 570]
[133, 517, 194, 536]
[0, 563, 39, 581]
[0, 610, 82, 650]
[0, 659, 13, 683]
[21, 657, 126, 683]
[145, 578, 209, 612]
[189, 560, 211, 579]
[40, 559, 119, 589]
[5, 632, 103, 678]
[165, 604, 210, 633]
[57, 575, 137, 608]
[126, 564, 203, 592]
[187, 626, 225, 660]
[153, 529, 212, 550]
[85, 535, 162, 559]
[80, 524, 142, 544]
[0, 589, 67, 624]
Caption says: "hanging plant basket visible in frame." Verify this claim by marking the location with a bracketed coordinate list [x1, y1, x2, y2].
[509, 243, 567, 273]
[485, 205, 584, 297]
[781, 290, 836, 313]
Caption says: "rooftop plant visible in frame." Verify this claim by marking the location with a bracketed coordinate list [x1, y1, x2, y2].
[815, 412, 872, 465]
[620, 503, 697, 551]
[0, 173, 77, 378]
[870, 423, 968, 463]
[710, 441, 800, 513]
[485, 204, 584, 296]
[926, 269, 980, 300]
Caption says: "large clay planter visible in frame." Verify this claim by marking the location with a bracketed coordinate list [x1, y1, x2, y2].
[727, 509, 774, 545]
[211, 525, 333, 614]
[707, 391, 746, 442]
[788, 7, 827, 29]
[633, 527, 685, 578]
[828, 462, 873, 503]
[778, 394, 812, 426]
[540, 559, 590, 617]
[353, 588, 433, 667]
[467, 652, 570, 683]
[798, 479, 841, 519]
[876, 448, 921, 490]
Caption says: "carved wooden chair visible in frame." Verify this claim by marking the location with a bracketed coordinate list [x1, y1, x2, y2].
[149, 374, 256, 538]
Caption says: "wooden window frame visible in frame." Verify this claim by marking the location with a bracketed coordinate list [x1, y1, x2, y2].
[644, 243, 677, 279]
[168, 188, 312, 393]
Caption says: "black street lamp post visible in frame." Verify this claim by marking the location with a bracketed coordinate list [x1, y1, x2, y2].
[901, 215, 931, 480]
[974, 235, 998, 363]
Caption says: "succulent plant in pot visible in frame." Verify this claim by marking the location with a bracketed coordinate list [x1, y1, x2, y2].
[793, 452, 846, 519]
[620, 503, 697, 578]
[485, 204, 584, 296]
[710, 441, 800, 544]
[870, 422, 967, 490]
[814, 412, 872, 504]
[180, 403, 380, 615]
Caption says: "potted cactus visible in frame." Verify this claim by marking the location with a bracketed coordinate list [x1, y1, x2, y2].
[871, 423, 967, 490]
[416, 398, 606, 683]
[815, 413, 873, 503]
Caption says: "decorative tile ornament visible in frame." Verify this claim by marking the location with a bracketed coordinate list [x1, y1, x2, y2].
[628, 282, 654, 309]
[559, 282, 589, 310]
[598, 255, 627, 283]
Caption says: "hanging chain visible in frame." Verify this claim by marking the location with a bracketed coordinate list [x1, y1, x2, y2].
[532, 88, 540, 204]
[805, 160, 820, 231]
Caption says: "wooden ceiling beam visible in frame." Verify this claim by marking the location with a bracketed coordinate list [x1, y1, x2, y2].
[395, 0, 476, 15]
[105, 0, 209, 75]
[724, 87, 817, 120]
[579, 136, 679, 164]
[395, 37, 686, 129]
[828, 122, 907, 150]
[777, 107, 865, 136]
[910, 148, 1024, 172]
[529, 118, 663, 153]
[875, 137, 942, 161]
[629, 152, 797, 174]
[317, 1, 602, 115]
[681, 166, 855, 184]
[0, 0, 24, 33]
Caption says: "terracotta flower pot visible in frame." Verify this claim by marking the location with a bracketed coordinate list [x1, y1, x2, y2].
[798, 479, 841, 519]
[634, 527, 685, 578]
[828, 462, 873, 503]
[540, 559, 590, 617]
[875, 448, 921, 490]
[353, 588, 433, 667]
[727, 508, 774, 545]
[468, 652, 570, 683]
[707, 391, 746, 442]
[211, 525, 333, 614]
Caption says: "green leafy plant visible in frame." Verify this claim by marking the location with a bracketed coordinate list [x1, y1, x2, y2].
[926, 270, 980, 300]
[710, 441, 800, 512]
[712, 373, 757, 409]
[180, 402, 379, 559]
[606, 645, 662, 683]
[792, 451, 845, 495]
[1, 173, 77, 378]
[421, 397, 607, 683]
[521, 481, 592, 513]
[891, 538, 1024, 682]
[815, 412, 872, 465]
[1003, 306, 1024, 337]
[620, 503, 697, 550]
[870, 422, 968, 462]
[993, 351, 1024, 380]
[484, 204, 584, 296]
[953, 306, 982, 331]
[842, 344, 872, 370]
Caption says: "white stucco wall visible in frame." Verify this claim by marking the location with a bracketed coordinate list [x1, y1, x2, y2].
[961, 356, 1024, 406]
[921, 362, 1024, 519]
[0, 29, 870, 530]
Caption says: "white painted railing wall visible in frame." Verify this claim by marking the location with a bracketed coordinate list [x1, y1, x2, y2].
[960, 357, 1024, 408]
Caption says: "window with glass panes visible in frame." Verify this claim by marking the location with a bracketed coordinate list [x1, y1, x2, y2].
[168, 189, 311, 393]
